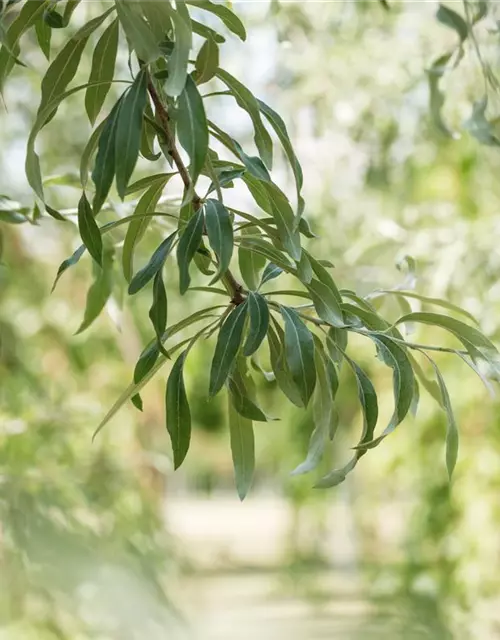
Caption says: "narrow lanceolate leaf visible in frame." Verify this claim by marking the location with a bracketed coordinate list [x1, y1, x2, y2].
[259, 263, 283, 289]
[128, 232, 176, 295]
[257, 99, 304, 219]
[92, 95, 124, 214]
[243, 292, 269, 356]
[358, 335, 414, 450]
[307, 278, 344, 327]
[80, 119, 106, 188]
[204, 199, 233, 282]
[292, 343, 338, 476]
[35, 16, 51, 60]
[177, 209, 204, 294]
[122, 174, 172, 281]
[307, 252, 342, 304]
[436, 3, 468, 42]
[209, 122, 271, 182]
[85, 18, 119, 125]
[187, 0, 246, 41]
[78, 192, 102, 266]
[326, 326, 348, 365]
[0, 0, 46, 90]
[115, 68, 149, 199]
[76, 246, 114, 334]
[395, 312, 498, 357]
[268, 321, 303, 407]
[149, 269, 167, 349]
[166, 351, 191, 469]
[38, 9, 114, 118]
[209, 302, 248, 397]
[228, 396, 254, 501]
[297, 252, 313, 284]
[217, 69, 273, 168]
[134, 342, 160, 385]
[228, 361, 268, 422]
[177, 75, 208, 186]
[195, 35, 219, 85]
[238, 227, 266, 290]
[164, 0, 192, 97]
[52, 244, 86, 292]
[281, 306, 316, 406]
[316, 358, 378, 488]
[266, 183, 301, 261]
[425, 356, 459, 479]
[115, 0, 161, 63]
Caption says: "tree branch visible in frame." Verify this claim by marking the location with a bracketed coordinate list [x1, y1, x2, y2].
[146, 72, 244, 304]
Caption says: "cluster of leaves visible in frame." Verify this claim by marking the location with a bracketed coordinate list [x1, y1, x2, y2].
[1, 0, 499, 499]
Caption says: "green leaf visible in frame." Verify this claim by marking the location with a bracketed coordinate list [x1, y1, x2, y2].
[115, 68, 149, 199]
[140, 1, 173, 42]
[38, 9, 114, 119]
[292, 342, 338, 475]
[394, 312, 498, 357]
[371, 289, 479, 325]
[115, 0, 161, 63]
[209, 302, 248, 396]
[307, 251, 342, 304]
[177, 74, 209, 185]
[149, 269, 168, 351]
[177, 209, 204, 294]
[296, 252, 312, 284]
[122, 174, 172, 281]
[358, 336, 414, 450]
[238, 229, 266, 291]
[195, 35, 219, 85]
[204, 198, 233, 282]
[128, 232, 176, 295]
[78, 192, 102, 266]
[192, 20, 225, 44]
[35, 15, 51, 60]
[228, 360, 268, 422]
[257, 99, 304, 219]
[52, 244, 86, 292]
[85, 18, 119, 125]
[187, 0, 246, 40]
[238, 235, 294, 272]
[217, 69, 273, 168]
[316, 358, 378, 488]
[209, 121, 271, 181]
[307, 278, 344, 327]
[259, 263, 283, 289]
[425, 355, 459, 479]
[427, 53, 454, 138]
[243, 291, 269, 356]
[134, 341, 160, 385]
[0, 1, 47, 91]
[76, 245, 113, 333]
[267, 321, 304, 407]
[408, 353, 444, 408]
[92, 94, 125, 213]
[95, 308, 225, 437]
[166, 351, 191, 469]
[436, 3, 468, 42]
[281, 306, 316, 406]
[326, 326, 348, 365]
[228, 395, 254, 501]
[80, 119, 106, 188]
[265, 183, 301, 261]
[464, 97, 500, 147]
[164, 1, 192, 97]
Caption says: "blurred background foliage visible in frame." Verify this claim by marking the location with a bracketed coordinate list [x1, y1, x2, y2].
[2, 1, 500, 638]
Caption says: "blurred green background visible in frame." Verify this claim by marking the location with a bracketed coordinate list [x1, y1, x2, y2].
[2, 1, 500, 638]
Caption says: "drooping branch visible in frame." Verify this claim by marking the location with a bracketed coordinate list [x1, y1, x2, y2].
[146, 72, 244, 305]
